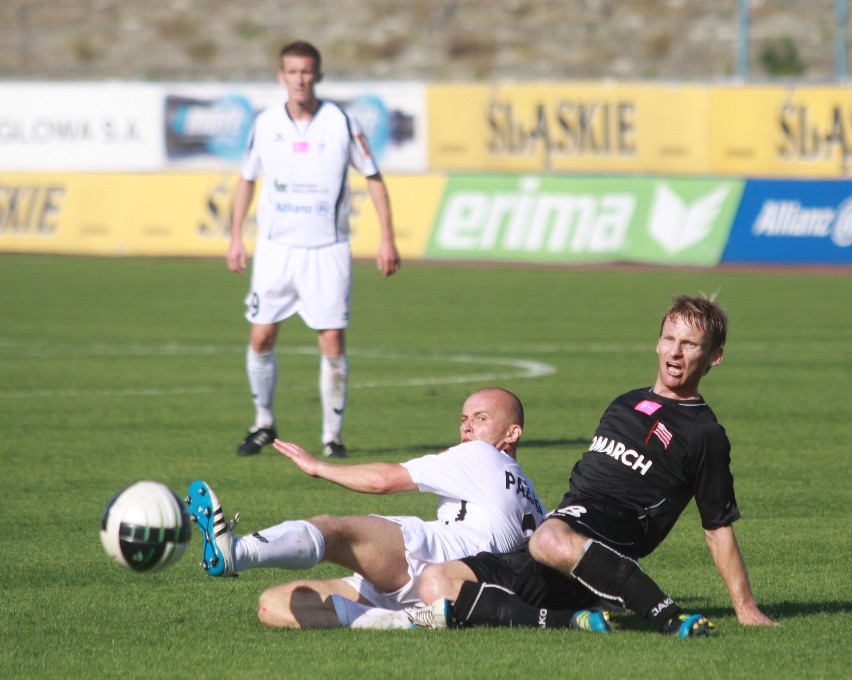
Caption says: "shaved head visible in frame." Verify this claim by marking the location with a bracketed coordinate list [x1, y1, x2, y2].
[470, 387, 524, 429]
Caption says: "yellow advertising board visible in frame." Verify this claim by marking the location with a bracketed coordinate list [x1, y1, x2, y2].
[429, 82, 852, 178]
[710, 85, 852, 178]
[637, 83, 712, 175]
[0, 173, 239, 256]
[348, 174, 446, 260]
[428, 82, 711, 175]
[0, 172, 441, 259]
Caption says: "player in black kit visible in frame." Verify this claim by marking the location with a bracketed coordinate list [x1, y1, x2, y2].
[411, 295, 778, 637]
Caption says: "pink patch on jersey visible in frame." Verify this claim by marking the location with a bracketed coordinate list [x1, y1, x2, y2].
[635, 400, 663, 416]
[293, 141, 309, 153]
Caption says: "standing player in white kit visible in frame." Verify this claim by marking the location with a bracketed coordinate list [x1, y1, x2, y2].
[227, 40, 401, 458]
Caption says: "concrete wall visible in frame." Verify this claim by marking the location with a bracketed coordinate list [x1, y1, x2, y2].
[0, 0, 843, 82]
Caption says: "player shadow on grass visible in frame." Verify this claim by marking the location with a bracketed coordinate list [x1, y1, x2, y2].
[362, 438, 590, 457]
[514, 437, 592, 450]
[605, 598, 852, 631]
[755, 601, 852, 618]
[284, 585, 330, 629]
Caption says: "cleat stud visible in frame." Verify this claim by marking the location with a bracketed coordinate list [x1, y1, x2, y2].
[199, 488, 206, 495]
[204, 508, 211, 517]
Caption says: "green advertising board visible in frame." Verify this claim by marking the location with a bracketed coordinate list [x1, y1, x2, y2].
[425, 174, 743, 265]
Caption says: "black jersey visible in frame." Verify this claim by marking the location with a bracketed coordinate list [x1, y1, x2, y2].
[560, 387, 740, 552]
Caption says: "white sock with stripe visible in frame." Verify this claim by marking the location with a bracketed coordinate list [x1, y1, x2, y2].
[246, 347, 277, 429]
[320, 354, 348, 443]
[235, 520, 325, 570]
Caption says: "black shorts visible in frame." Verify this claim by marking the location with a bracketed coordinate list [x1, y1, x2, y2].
[460, 540, 598, 610]
[548, 497, 658, 558]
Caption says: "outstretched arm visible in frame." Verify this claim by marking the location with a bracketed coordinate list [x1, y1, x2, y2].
[273, 440, 416, 494]
[704, 524, 778, 626]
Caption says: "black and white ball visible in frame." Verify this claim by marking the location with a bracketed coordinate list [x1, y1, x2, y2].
[100, 481, 192, 572]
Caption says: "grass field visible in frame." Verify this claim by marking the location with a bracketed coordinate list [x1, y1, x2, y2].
[1, 254, 850, 679]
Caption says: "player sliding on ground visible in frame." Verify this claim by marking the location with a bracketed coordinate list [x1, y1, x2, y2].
[353, 296, 778, 637]
[186, 387, 609, 632]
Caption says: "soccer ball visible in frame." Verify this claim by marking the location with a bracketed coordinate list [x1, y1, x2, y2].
[100, 481, 192, 572]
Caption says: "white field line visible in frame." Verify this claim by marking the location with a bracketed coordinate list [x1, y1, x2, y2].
[0, 340, 654, 358]
[0, 342, 556, 399]
[4, 338, 815, 399]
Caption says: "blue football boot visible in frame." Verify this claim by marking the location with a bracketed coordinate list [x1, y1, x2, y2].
[664, 613, 715, 638]
[185, 480, 238, 576]
[570, 609, 612, 634]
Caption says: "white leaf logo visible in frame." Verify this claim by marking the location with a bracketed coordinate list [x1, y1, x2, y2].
[648, 184, 730, 254]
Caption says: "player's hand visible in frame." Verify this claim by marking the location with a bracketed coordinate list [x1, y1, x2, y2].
[376, 241, 401, 278]
[273, 440, 322, 477]
[227, 240, 248, 274]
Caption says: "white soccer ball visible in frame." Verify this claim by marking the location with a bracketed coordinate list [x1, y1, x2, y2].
[100, 481, 192, 572]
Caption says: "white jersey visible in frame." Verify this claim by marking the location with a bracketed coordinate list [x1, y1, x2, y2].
[343, 439, 545, 608]
[241, 100, 379, 248]
[401, 440, 544, 556]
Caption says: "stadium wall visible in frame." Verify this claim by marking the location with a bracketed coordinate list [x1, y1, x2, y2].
[1, 81, 850, 266]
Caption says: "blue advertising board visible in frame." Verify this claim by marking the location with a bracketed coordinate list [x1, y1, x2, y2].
[723, 180, 852, 265]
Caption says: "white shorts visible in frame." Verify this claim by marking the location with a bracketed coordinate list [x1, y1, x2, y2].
[341, 515, 473, 610]
[246, 238, 352, 329]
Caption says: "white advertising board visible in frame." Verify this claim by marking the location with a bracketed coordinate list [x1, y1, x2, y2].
[0, 83, 165, 171]
[0, 81, 427, 173]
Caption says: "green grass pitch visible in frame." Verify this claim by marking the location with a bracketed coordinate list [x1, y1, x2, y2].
[1, 254, 850, 678]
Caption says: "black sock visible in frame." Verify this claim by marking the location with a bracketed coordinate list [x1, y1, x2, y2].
[571, 541, 680, 631]
[452, 581, 575, 629]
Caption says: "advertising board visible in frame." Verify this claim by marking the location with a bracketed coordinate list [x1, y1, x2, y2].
[428, 82, 710, 175]
[723, 179, 852, 265]
[0, 172, 441, 259]
[425, 174, 742, 266]
[711, 86, 852, 178]
[0, 82, 427, 173]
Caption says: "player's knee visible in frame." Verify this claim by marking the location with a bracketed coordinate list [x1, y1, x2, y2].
[257, 583, 298, 629]
[250, 326, 278, 353]
[306, 514, 337, 540]
[529, 522, 578, 570]
[317, 329, 344, 357]
[528, 523, 554, 560]
[418, 565, 444, 603]
[419, 563, 464, 603]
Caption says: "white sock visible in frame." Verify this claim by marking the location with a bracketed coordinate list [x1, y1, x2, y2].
[320, 354, 348, 443]
[331, 595, 411, 629]
[236, 520, 325, 570]
[247, 347, 277, 429]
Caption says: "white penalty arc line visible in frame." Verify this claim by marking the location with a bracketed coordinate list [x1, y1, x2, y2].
[352, 353, 555, 389]
[0, 348, 556, 399]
